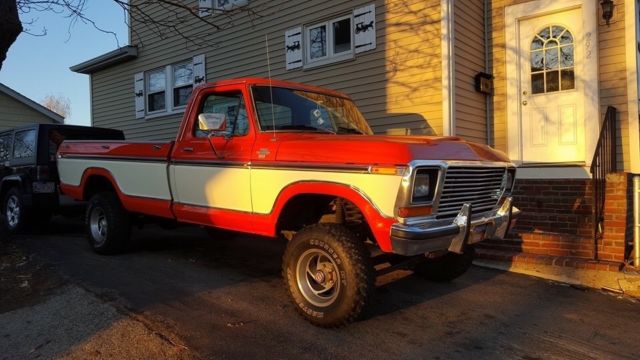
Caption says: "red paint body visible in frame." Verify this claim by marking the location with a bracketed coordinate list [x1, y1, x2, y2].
[58, 78, 509, 252]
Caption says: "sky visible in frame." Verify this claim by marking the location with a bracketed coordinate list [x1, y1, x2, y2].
[0, 2, 128, 126]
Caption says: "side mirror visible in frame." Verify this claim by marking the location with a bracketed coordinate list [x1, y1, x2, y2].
[198, 113, 227, 132]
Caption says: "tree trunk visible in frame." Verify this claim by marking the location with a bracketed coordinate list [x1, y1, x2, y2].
[0, 0, 22, 71]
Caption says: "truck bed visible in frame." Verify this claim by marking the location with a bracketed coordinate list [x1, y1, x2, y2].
[57, 140, 176, 218]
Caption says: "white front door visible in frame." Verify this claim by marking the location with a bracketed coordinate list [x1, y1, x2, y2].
[518, 8, 585, 163]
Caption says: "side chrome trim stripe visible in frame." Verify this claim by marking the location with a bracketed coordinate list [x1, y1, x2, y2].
[61, 155, 395, 173]
[59, 154, 167, 163]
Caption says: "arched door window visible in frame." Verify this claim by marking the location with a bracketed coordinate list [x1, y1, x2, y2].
[530, 25, 574, 94]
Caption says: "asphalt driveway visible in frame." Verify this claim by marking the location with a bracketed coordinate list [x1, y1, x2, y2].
[6, 217, 640, 359]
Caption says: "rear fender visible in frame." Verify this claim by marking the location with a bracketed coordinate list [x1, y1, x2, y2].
[62, 167, 173, 219]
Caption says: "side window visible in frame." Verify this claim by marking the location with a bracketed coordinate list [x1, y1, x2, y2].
[196, 92, 249, 137]
[0, 133, 12, 162]
[13, 130, 36, 160]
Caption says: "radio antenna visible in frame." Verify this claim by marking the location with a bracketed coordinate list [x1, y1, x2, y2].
[265, 34, 276, 139]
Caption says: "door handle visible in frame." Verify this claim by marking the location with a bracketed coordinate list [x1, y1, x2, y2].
[522, 100, 528, 106]
[152, 144, 162, 150]
[183, 147, 194, 152]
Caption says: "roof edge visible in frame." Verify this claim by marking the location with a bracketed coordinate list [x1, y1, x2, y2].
[0, 83, 64, 123]
[70, 45, 138, 74]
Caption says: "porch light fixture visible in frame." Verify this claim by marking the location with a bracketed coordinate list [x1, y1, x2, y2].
[600, 0, 614, 25]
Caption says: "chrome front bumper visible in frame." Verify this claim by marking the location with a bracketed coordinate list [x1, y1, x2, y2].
[390, 197, 520, 256]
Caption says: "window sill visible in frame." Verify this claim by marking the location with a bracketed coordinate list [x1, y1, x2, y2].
[144, 108, 185, 121]
[303, 53, 355, 70]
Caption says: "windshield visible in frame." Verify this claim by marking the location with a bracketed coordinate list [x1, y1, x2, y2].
[251, 86, 373, 135]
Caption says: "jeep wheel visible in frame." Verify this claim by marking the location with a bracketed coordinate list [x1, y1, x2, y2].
[86, 192, 131, 254]
[3, 187, 27, 233]
[413, 247, 475, 282]
[283, 224, 374, 327]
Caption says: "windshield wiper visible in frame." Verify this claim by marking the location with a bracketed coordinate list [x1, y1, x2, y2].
[336, 126, 364, 134]
[277, 125, 336, 134]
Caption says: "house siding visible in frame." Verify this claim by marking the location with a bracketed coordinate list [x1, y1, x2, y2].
[90, 0, 443, 141]
[0, 92, 57, 130]
[453, 0, 487, 143]
[490, 0, 631, 171]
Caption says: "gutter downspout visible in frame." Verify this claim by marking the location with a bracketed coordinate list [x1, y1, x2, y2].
[634, 175, 640, 267]
[484, 0, 493, 147]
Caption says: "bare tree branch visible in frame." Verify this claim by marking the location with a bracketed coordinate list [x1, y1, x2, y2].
[0, 0, 263, 71]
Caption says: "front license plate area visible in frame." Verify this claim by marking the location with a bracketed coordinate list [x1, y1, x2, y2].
[469, 224, 487, 243]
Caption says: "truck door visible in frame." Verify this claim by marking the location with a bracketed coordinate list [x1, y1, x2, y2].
[170, 87, 255, 227]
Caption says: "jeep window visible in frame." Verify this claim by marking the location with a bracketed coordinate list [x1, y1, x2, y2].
[252, 86, 372, 135]
[13, 129, 36, 160]
[0, 133, 12, 162]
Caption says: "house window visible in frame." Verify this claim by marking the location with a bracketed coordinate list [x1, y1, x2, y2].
[146, 68, 166, 113]
[285, 4, 375, 71]
[305, 15, 353, 66]
[172, 61, 194, 108]
[134, 54, 205, 119]
[530, 25, 574, 94]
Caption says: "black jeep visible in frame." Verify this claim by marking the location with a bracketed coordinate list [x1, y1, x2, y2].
[0, 124, 124, 232]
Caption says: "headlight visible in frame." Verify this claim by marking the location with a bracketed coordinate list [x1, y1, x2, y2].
[412, 168, 438, 203]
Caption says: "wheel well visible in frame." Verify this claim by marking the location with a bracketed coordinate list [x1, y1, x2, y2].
[83, 176, 116, 201]
[276, 194, 371, 241]
[0, 180, 21, 204]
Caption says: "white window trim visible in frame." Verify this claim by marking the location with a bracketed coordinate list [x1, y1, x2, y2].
[304, 14, 354, 68]
[440, 0, 455, 136]
[143, 60, 195, 119]
[625, 0, 640, 173]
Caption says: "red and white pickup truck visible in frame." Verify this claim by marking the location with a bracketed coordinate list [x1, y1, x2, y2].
[58, 78, 518, 327]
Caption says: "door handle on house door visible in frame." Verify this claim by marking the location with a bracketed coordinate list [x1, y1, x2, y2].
[522, 100, 528, 106]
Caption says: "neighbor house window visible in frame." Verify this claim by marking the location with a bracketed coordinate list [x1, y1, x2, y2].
[172, 60, 194, 108]
[134, 54, 205, 119]
[146, 68, 166, 113]
[285, 4, 375, 71]
[305, 15, 353, 66]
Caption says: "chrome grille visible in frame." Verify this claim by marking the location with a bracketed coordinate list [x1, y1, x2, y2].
[435, 166, 506, 219]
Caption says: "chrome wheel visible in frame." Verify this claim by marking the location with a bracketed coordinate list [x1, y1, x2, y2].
[296, 248, 341, 307]
[5, 195, 20, 228]
[89, 207, 108, 246]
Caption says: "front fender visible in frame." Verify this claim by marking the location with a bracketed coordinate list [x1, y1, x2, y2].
[270, 181, 396, 252]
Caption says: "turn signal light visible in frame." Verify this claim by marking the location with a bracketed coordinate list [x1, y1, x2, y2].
[398, 206, 432, 218]
[370, 166, 406, 175]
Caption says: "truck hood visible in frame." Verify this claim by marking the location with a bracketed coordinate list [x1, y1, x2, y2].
[272, 134, 510, 165]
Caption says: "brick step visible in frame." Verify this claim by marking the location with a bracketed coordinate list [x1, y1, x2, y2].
[475, 248, 623, 272]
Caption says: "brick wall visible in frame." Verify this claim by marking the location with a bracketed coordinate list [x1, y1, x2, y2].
[600, 173, 633, 262]
[480, 174, 631, 263]
[511, 179, 592, 237]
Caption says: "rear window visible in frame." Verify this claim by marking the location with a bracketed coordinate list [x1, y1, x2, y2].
[13, 129, 36, 160]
